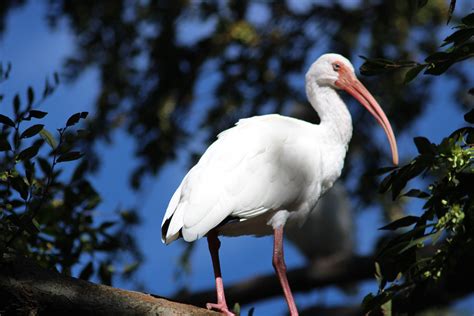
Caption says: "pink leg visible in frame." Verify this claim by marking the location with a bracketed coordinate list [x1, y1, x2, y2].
[273, 226, 299, 316]
[206, 230, 235, 316]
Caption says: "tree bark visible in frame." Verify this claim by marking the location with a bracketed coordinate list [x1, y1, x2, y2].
[0, 258, 219, 316]
[176, 255, 374, 307]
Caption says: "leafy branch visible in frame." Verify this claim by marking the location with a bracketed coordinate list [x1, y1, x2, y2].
[0, 66, 141, 285]
[363, 109, 474, 314]
[360, 12, 474, 83]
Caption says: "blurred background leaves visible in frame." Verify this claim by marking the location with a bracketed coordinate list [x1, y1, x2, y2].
[1, 0, 473, 314]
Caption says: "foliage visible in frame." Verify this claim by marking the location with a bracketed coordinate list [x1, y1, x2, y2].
[360, 12, 474, 82]
[363, 110, 474, 313]
[0, 0, 463, 205]
[362, 5, 474, 314]
[0, 67, 141, 284]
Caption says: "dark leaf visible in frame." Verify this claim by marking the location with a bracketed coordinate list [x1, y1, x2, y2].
[37, 157, 51, 176]
[20, 124, 44, 139]
[13, 94, 20, 115]
[17, 216, 40, 235]
[66, 112, 89, 127]
[39, 129, 57, 149]
[447, 0, 456, 24]
[99, 221, 116, 230]
[414, 137, 434, 155]
[79, 262, 94, 280]
[27, 86, 34, 106]
[403, 189, 430, 198]
[43, 78, 52, 98]
[379, 172, 395, 193]
[57, 151, 83, 162]
[24, 160, 35, 185]
[416, 0, 428, 8]
[464, 109, 474, 124]
[54, 72, 60, 85]
[98, 262, 113, 285]
[404, 65, 425, 84]
[11, 176, 29, 200]
[0, 138, 11, 151]
[425, 52, 450, 63]
[0, 114, 15, 127]
[374, 166, 398, 175]
[379, 216, 420, 231]
[18, 144, 41, 160]
[442, 28, 474, 47]
[72, 159, 88, 181]
[462, 13, 474, 26]
[28, 110, 48, 119]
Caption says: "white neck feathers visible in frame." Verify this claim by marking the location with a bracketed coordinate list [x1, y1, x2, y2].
[306, 80, 353, 146]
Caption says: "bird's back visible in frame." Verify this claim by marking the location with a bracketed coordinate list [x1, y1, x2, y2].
[162, 114, 347, 243]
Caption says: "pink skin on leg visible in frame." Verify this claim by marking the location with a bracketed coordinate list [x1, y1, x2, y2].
[206, 230, 235, 316]
[273, 226, 299, 316]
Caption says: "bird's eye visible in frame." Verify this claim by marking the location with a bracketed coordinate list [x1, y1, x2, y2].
[332, 63, 341, 72]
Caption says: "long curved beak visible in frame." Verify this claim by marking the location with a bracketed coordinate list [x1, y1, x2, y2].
[336, 72, 399, 166]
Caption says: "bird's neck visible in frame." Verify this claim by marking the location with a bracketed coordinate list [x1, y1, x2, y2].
[306, 80, 353, 146]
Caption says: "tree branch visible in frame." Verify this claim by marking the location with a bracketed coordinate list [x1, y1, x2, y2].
[175, 255, 374, 307]
[0, 258, 219, 316]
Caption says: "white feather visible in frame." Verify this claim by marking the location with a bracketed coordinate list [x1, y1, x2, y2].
[162, 54, 356, 244]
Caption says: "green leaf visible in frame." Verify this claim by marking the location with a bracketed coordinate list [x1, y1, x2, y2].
[17, 144, 41, 160]
[20, 124, 44, 139]
[398, 233, 434, 254]
[39, 129, 57, 149]
[28, 110, 48, 119]
[79, 262, 94, 280]
[0, 138, 11, 151]
[57, 151, 83, 163]
[379, 216, 420, 231]
[0, 114, 15, 127]
[66, 112, 89, 127]
[464, 109, 474, 124]
[404, 65, 425, 84]
[122, 262, 139, 275]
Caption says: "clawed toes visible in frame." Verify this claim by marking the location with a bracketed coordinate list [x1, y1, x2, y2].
[206, 302, 235, 316]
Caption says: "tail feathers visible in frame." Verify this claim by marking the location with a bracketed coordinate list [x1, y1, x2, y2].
[161, 180, 186, 244]
[161, 201, 186, 244]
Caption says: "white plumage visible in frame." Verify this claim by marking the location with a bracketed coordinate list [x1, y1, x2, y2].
[286, 182, 353, 261]
[161, 53, 398, 316]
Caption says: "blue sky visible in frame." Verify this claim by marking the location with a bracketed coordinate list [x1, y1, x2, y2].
[1, 2, 472, 315]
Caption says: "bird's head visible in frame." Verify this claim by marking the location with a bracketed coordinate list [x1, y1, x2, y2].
[306, 53, 399, 166]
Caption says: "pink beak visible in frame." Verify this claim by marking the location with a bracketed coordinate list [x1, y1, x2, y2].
[336, 69, 399, 166]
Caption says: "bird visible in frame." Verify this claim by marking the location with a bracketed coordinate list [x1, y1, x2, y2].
[286, 182, 353, 263]
[161, 53, 398, 316]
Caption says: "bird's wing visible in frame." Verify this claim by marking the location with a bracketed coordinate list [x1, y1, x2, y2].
[162, 115, 322, 243]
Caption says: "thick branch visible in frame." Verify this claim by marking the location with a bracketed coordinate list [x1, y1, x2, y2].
[0, 258, 219, 316]
[176, 255, 374, 307]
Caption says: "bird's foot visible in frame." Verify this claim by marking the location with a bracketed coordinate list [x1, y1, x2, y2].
[206, 302, 235, 316]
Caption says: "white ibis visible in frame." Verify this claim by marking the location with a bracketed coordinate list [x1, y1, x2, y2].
[286, 182, 353, 263]
[161, 53, 398, 316]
